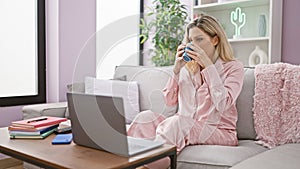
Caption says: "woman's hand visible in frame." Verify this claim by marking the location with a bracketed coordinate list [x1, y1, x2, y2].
[173, 44, 187, 75]
[185, 44, 213, 69]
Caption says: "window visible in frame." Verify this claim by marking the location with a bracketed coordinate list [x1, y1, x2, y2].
[0, 0, 46, 106]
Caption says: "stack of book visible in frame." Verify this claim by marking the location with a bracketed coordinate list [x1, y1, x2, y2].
[8, 116, 67, 139]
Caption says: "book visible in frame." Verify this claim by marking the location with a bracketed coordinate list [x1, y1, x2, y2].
[9, 124, 58, 136]
[8, 124, 58, 132]
[10, 127, 56, 139]
[11, 116, 67, 128]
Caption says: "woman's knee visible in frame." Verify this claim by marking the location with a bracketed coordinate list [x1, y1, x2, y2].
[133, 110, 164, 124]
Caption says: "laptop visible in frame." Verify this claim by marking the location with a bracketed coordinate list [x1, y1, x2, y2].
[67, 92, 165, 157]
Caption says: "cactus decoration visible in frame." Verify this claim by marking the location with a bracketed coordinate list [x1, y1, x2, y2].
[230, 7, 246, 38]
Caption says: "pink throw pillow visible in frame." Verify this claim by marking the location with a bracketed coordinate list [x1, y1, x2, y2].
[253, 63, 300, 148]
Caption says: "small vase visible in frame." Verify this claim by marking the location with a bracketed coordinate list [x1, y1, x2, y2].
[248, 46, 268, 67]
[258, 14, 267, 37]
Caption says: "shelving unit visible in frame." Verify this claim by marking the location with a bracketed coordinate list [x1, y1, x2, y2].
[228, 36, 269, 43]
[192, 0, 283, 67]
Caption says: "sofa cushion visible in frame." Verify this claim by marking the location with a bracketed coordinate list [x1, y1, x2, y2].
[114, 66, 178, 118]
[22, 102, 67, 119]
[230, 143, 300, 169]
[177, 140, 267, 169]
[67, 82, 85, 93]
[236, 68, 256, 140]
[85, 77, 140, 123]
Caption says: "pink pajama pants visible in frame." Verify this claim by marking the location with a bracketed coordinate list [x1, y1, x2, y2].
[127, 110, 237, 169]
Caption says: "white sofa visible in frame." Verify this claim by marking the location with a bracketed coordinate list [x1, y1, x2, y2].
[22, 65, 300, 169]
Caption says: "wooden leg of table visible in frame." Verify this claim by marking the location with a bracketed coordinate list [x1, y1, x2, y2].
[169, 152, 177, 169]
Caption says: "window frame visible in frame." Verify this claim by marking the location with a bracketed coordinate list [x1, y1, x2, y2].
[139, 0, 144, 65]
[0, 0, 46, 107]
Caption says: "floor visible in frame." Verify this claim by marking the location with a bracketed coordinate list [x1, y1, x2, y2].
[0, 158, 23, 169]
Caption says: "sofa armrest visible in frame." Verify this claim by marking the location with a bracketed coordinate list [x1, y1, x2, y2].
[22, 102, 68, 120]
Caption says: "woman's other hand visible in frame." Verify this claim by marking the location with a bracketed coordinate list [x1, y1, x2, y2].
[186, 44, 213, 69]
[173, 44, 186, 75]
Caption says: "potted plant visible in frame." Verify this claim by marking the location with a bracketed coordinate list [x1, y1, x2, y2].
[140, 0, 189, 66]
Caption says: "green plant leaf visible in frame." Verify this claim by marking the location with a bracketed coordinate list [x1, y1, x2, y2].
[140, 0, 188, 66]
[139, 34, 148, 44]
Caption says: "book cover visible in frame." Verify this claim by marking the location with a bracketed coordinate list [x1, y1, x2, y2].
[9, 124, 58, 136]
[11, 116, 67, 128]
[10, 128, 56, 139]
[8, 124, 57, 132]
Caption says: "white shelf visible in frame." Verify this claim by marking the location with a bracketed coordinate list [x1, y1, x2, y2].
[195, 0, 269, 12]
[228, 37, 269, 42]
[193, 0, 283, 67]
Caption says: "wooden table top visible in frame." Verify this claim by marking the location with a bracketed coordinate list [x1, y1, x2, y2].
[0, 127, 176, 169]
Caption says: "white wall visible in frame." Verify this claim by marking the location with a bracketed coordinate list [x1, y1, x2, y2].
[96, 0, 140, 79]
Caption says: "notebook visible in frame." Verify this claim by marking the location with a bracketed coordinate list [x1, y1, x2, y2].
[67, 92, 165, 157]
[11, 116, 67, 128]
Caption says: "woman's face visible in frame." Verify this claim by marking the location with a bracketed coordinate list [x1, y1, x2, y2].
[188, 27, 218, 61]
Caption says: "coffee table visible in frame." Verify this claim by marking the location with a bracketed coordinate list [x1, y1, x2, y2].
[0, 127, 177, 169]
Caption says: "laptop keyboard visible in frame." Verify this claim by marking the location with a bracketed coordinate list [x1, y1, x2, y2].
[126, 136, 165, 155]
[128, 143, 148, 152]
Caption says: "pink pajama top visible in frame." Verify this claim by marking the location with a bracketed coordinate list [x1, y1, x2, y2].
[163, 58, 244, 145]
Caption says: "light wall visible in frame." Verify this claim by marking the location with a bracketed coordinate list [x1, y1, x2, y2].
[281, 0, 300, 64]
[58, 0, 96, 101]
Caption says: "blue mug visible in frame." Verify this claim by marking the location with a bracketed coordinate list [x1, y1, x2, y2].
[183, 46, 193, 62]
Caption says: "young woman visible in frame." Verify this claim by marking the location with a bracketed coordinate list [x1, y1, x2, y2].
[128, 14, 244, 169]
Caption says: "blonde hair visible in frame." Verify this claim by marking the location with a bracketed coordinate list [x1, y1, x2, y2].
[183, 14, 235, 62]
